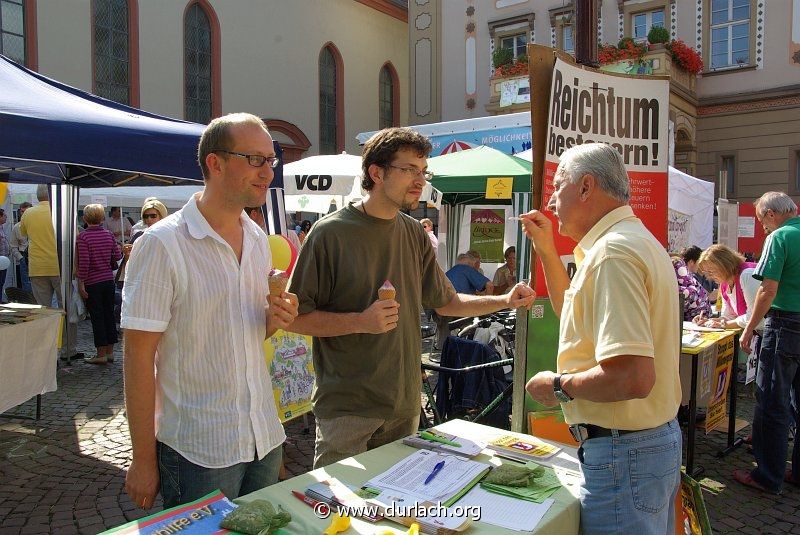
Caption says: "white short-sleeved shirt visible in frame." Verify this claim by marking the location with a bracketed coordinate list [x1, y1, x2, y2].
[122, 193, 285, 468]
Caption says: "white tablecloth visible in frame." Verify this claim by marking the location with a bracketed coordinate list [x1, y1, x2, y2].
[0, 309, 61, 414]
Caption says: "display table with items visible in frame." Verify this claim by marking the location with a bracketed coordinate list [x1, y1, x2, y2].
[0, 304, 62, 419]
[236, 419, 581, 534]
[680, 325, 745, 476]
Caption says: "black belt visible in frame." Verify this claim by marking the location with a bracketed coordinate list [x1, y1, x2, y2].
[767, 308, 800, 319]
[569, 423, 638, 442]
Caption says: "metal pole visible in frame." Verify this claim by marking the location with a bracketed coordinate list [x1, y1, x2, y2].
[574, 0, 599, 67]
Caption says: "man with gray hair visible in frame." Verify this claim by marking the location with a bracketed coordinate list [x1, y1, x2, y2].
[735, 191, 800, 494]
[20, 185, 81, 360]
[520, 143, 681, 534]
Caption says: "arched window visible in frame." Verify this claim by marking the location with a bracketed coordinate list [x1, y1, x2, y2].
[93, 0, 131, 104]
[0, 0, 26, 65]
[379, 63, 398, 129]
[319, 44, 343, 154]
[184, 2, 213, 123]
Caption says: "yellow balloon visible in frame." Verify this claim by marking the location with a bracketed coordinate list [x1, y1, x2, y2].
[0, 182, 7, 205]
[267, 234, 298, 273]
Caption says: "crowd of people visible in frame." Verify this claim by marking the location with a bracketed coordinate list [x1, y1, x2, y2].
[2, 115, 797, 533]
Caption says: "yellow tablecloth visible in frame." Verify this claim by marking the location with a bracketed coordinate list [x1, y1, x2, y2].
[238, 419, 582, 534]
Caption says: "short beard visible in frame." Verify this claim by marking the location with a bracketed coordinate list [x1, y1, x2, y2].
[401, 199, 420, 211]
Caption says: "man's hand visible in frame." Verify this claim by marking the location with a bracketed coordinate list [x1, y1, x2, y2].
[267, 292, 299, 331]
[78, 282, 89, 300]
[360, 299, 400, 334]
[125, 457, 160, 510]
[519, 210, 557, 255]
[506, 282, 536, 310]
[525, 371, 559, 407]
[741, 327, 755, 354]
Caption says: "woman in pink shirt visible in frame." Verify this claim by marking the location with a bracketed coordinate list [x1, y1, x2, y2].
[76, 204, 122, 365]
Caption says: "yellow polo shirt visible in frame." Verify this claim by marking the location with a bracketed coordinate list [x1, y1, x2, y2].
[558, 205, 681, 430]
[19, 201, 60, 277]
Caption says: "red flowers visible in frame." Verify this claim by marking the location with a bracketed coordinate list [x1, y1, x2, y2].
[666, 39, 704, 74]
[493, 60, 529, 78]
[598, 38, 703, 75]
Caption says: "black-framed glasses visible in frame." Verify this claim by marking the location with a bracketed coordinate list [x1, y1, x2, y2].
[386, 164, 434, 181]
[213, 149, 280, 169]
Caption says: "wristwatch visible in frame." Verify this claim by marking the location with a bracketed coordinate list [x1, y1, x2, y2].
[553, 374, 573, 403]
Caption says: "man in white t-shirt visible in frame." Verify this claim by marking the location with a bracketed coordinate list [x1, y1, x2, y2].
[122, 113, 299, 510]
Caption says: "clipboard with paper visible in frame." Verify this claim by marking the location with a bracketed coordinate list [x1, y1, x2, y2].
[363, 450, 490, 506]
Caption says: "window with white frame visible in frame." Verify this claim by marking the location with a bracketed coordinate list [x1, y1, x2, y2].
[632, 9, 665, 42]
[500, 33, 527, 59]
[561, 24, 574, 54]
[710, 0, 751, 69]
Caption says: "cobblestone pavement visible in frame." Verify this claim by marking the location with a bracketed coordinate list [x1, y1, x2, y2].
[0, 319, 798, 534]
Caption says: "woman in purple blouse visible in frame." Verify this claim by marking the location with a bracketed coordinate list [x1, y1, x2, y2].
[76, 204, 122, 365]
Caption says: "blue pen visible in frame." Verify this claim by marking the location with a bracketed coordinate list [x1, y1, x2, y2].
[424, 460, 445, 485]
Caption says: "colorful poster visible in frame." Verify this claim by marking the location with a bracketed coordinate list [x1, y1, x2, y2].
[536, 58, 670, 296]
[705, 335, 735, 433]
[427, 126, 532, 156]
[264, 330, 315, 422]
[101, 490, 235, 534]
[469, 208, 506, 263]
[668, 208, 691, 253]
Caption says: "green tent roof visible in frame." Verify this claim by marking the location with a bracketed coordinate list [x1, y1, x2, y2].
[428, 145, 532, 196]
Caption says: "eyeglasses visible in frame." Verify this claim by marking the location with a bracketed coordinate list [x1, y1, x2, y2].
[142, 213, 160, 220]
[386, 164, 434, 181]
[213, 149, 280, 169]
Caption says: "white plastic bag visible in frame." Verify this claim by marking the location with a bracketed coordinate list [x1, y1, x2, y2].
[68, 279, 87, 324]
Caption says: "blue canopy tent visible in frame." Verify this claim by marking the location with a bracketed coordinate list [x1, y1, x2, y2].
[0, 55, 288, 347]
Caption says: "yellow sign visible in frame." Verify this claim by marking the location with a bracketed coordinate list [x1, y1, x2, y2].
[705, 335, 735, 433]
[485, 177, 513, 199]
[0, 182, 7, 205]
[264, 329, 315, 422]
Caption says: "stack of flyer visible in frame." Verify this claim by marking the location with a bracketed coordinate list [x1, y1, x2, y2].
[402, 429, 483, 458]
[486, 434, 560, 463]
[304, 479, 382, 522]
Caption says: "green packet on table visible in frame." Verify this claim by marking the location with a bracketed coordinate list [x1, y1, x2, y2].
[480, 462, 562, 502]
[219, 499, 291, 535]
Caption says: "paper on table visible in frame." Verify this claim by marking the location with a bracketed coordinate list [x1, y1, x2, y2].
[457, 485, 554, 532]
[683, 321, 725, 332]
[364, 450, 490, 505]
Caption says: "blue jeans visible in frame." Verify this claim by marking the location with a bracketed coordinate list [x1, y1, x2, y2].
[157, 441, 283, 508]
[18, 257, 31, 293]
[578, 419, 681, 535]
[751, 310, 800, 492]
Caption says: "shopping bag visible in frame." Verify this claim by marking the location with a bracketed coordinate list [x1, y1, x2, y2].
[68, 280, 87, 323]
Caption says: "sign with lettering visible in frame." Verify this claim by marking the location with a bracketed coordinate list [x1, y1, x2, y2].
[101, 490, 235, 534]
[705, 335, 735, 433]
[469, 208, 505, 263]
[485, 177, 513, 199]
[264, 330, 315, 422]
[534, 57, 670, 296]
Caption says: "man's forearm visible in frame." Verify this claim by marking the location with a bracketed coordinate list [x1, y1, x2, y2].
[123, 334, 159, 462]
[745, 284, 776, 332]
[561, 356, 655, 402]
[436, 293, 509, 318]
[537, 250, 570, 316]
[288, 310, 366, 337]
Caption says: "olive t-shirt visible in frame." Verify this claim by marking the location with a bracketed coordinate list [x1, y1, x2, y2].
[289, 204, 456, 419]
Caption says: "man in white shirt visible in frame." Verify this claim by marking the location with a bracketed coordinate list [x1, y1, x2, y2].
[9, 202, 32, 292]
[104, 206, 132, 245]
[122, 113, 299, 510]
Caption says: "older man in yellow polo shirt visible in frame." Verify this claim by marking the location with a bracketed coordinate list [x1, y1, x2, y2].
[520, 143, 681, 535]
[20, 184, 81, 360]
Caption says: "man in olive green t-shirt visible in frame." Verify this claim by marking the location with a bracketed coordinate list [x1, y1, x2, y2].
[289, 127, 536, 469]
[736, 191, 800, 494]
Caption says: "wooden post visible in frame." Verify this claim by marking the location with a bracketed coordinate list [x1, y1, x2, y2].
[574, 0, 599, 67]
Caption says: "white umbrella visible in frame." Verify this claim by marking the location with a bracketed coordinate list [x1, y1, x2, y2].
[282, 152, 363, 196]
